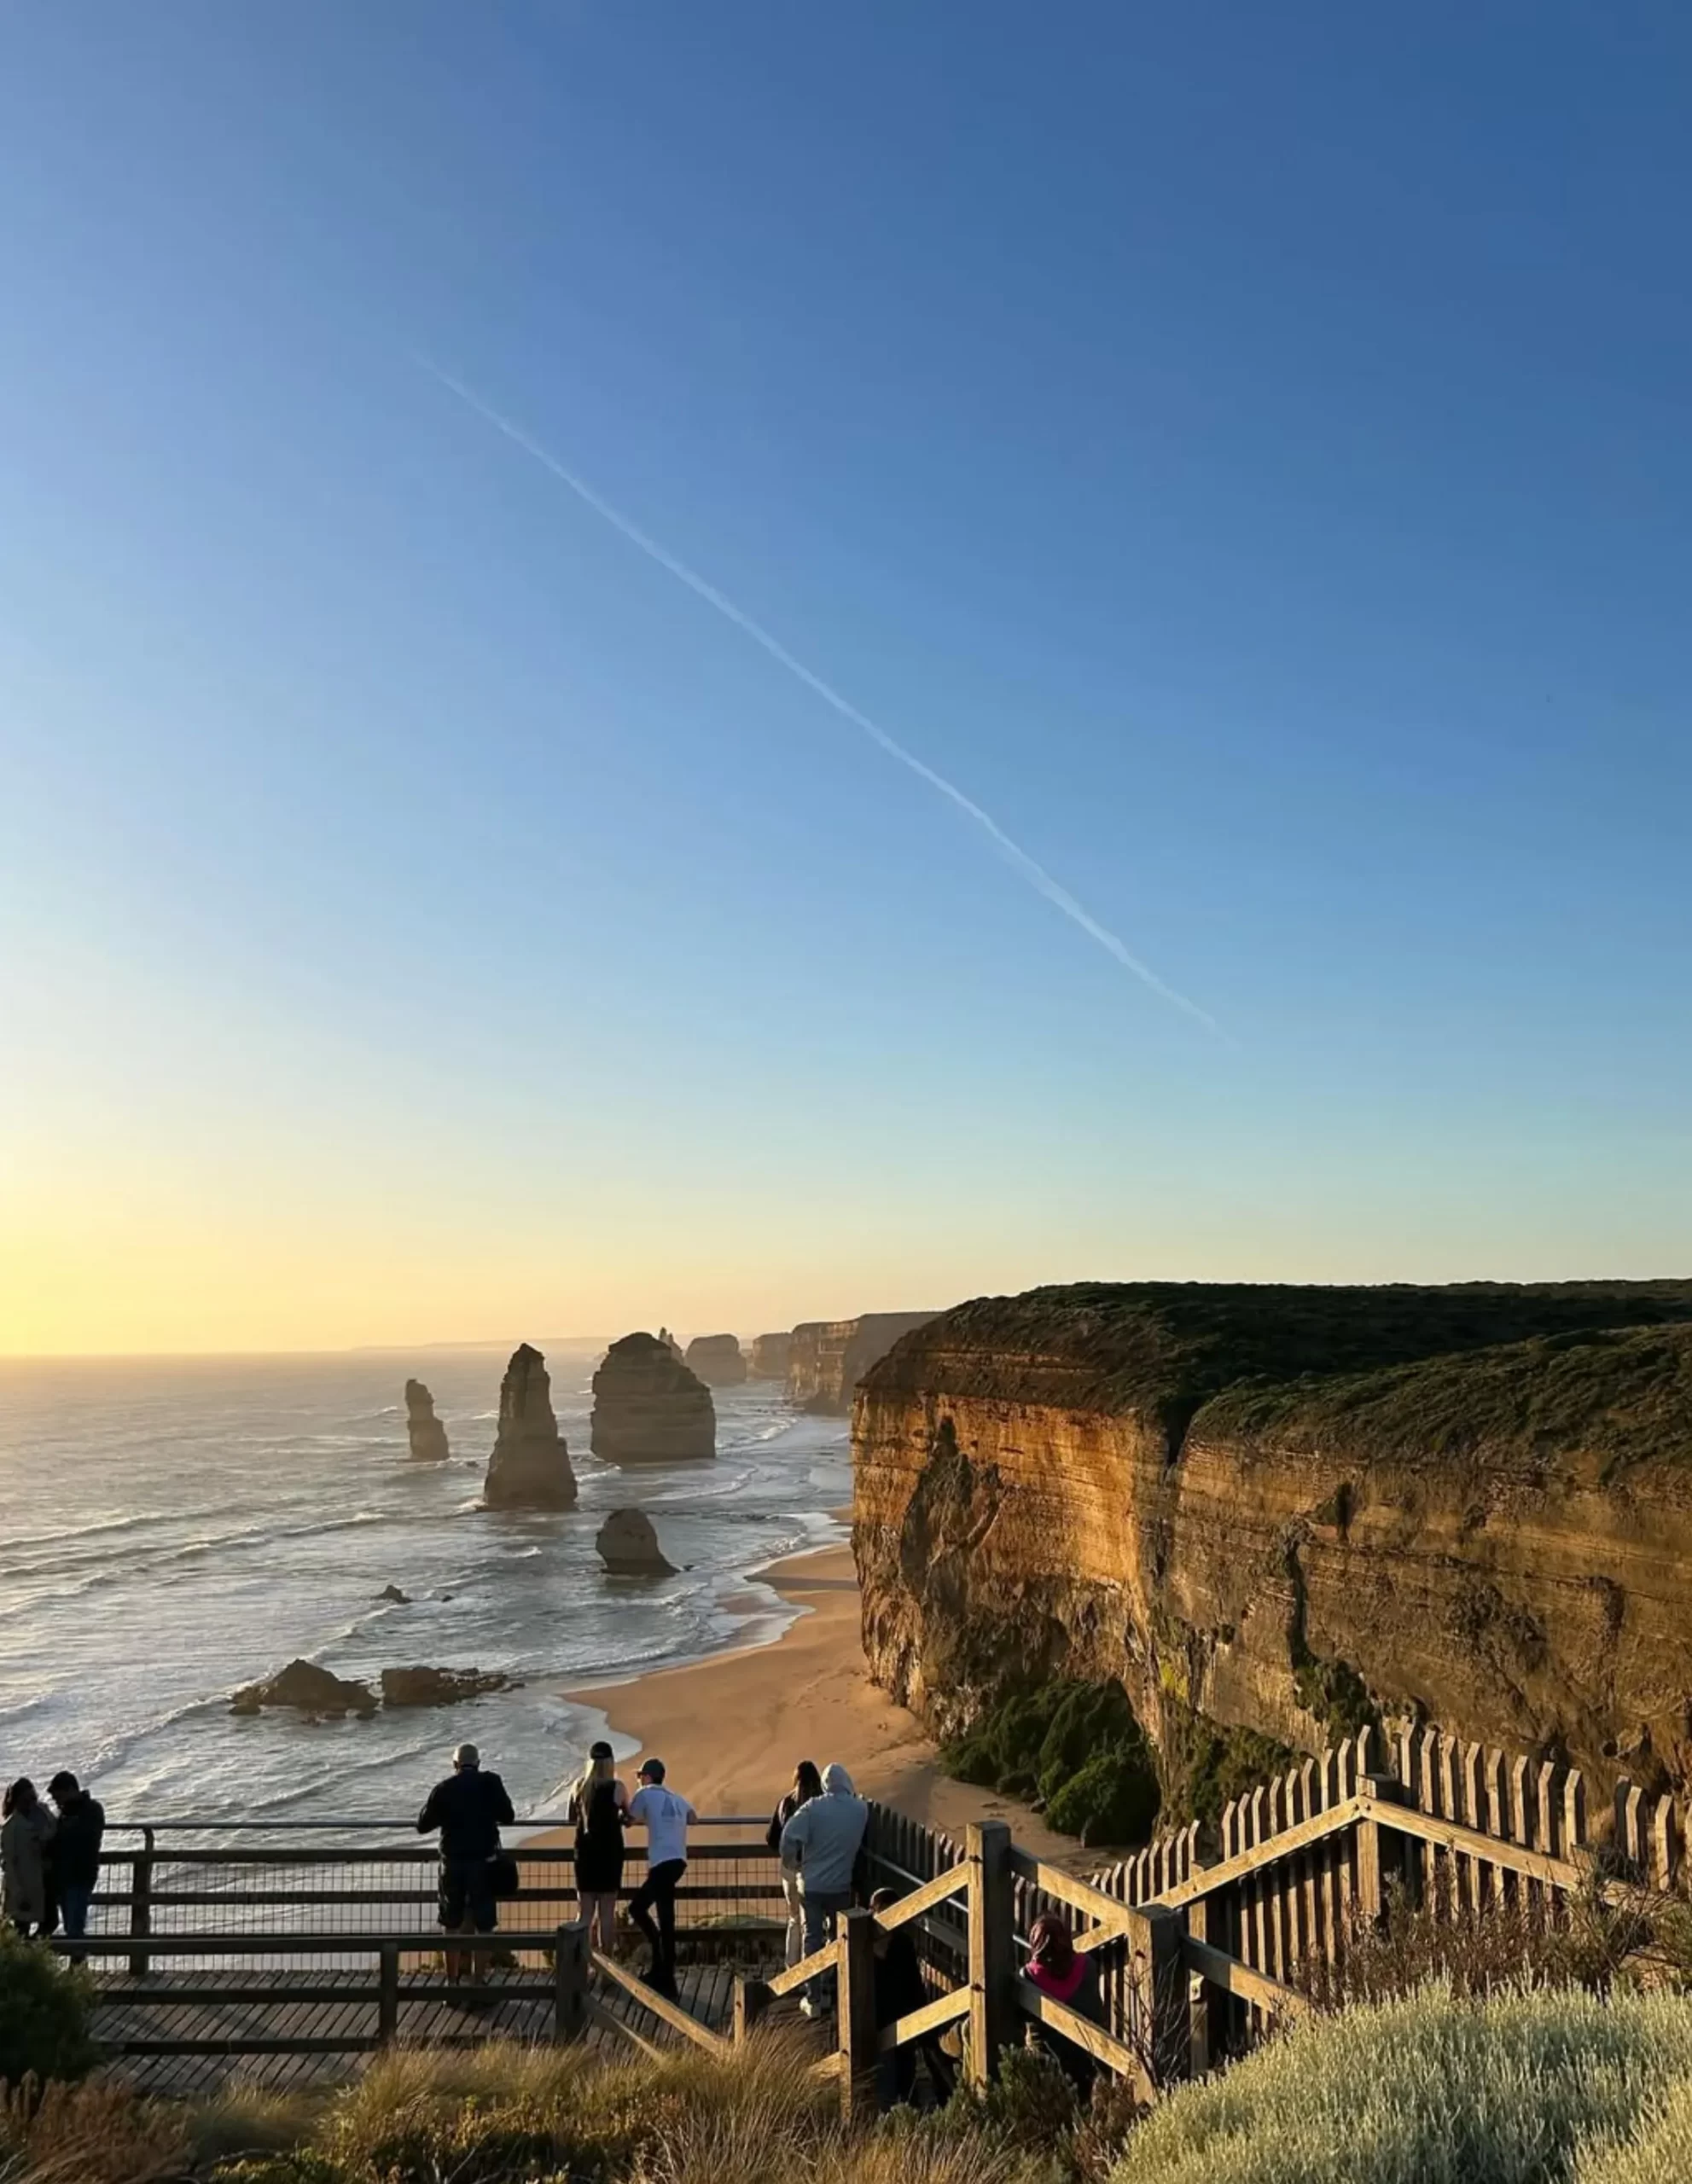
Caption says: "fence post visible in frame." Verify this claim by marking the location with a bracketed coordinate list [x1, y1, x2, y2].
[128, 1827, 155, 1980]
[553, 1921, 589, 2042]
[1357, 1774, 1402, 1926]
[733, 1974, 773, 2046]
[966, 1821, 1015, 2088]
[837, 1908, 881, 2119]
[1130, 1902, 1190, 2091]
[378, 1943, 400, 2047]
[1185, 1899, 1218, 2077]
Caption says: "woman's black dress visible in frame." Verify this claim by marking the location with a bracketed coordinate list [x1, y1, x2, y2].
[573, 1780, 625, 1892]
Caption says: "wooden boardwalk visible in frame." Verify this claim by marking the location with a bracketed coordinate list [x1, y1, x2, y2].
[94, 1956, 779, 2098]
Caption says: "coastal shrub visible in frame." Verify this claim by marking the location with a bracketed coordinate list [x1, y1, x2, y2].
[1113, 1983, 1692, 2184]
[942, 1680, 1161, 1846]
[1173, 1717, 1297, 1836]
[1046, 1747, 1160, 1845]
[0, 1931, 96, 2088]
[0, 2077, 185, 2184]
[1579, 2071, 1692, 2181]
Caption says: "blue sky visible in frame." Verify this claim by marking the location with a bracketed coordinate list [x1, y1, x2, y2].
[2, 1, 1688, 1350]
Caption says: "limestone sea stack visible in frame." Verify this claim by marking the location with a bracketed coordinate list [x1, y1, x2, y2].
[685, 1333, 748, 1386]
[748, 1332, 793, 1381]
[590, 1333, 716, 1463]
[658, 1327, 684, 1361]
[596, 1507, 678, 1577]
[482, 1343, 578, 1508]
[404, 1378, 450, 1461]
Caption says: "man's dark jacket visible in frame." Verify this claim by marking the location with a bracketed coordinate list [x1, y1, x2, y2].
[416, 1769, 515, 1860]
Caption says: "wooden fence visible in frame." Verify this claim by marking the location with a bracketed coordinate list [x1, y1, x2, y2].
[59, 1722, 1691, 2104]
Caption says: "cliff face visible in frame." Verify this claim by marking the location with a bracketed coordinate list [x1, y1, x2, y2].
[788, 1311, 941, 1414]
[404, 1378, 450, 1461]
[685, 1333, 748, 1387]
[591, 1333, 716, 1462]
[749, 1332, 793, 1380]
[483, 1343, 578, 1508]
[852, 1282, 1692, 1796]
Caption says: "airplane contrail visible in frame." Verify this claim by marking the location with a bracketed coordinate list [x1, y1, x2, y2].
[420, 359, 1222, 1037]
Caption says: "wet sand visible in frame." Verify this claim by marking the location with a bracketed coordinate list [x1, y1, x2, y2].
[555, 1542, 1087, 1867]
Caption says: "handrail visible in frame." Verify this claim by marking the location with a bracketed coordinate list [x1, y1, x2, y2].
[869, 1861, 968, 1933]
[96, 1813, 769, 1833]
[762, 1937, 841, 2000]
[1016, 1977, 1146, 2089]
[54, 1929, 582, 1955]
[590, 1949, 732, 2055]
[1182, 1934, 1307, 2019]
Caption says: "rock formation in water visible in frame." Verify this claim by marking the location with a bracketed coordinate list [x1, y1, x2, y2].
[658, 1327, 683, 1361]
[852, 1281, 1692, 1799]
[378, 1584, 411, 1605]
[749, 1332, 793, 1381]
[230, 1659, 378, 1718]
[404, 1379, 450, 1461]
[482, 1343, 578, 1508]
[685, 1333, 748, 1386]
[596, 1507, 678, 1577]
[380, 1665, 516, 1706]
[590, 1333, 715, 1463]
[788, 1312, 940, 1413]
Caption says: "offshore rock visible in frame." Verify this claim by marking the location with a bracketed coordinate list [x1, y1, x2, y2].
[590, 1333, 715, 1463]
[686, 1333, 748, 1386]
[749, 1332, 793, 1380]
[404, 1379, 450, 1461]
[483, 1344, 578, 1508]
[852, 1281, 1692, 1798]
[596, 1507, 678, 1577]
[378, 1584, 411, 1604]
[788, 1312, 940, 1414]
[380, 1665, 516, 1707]
[658, 1327, 684, 1361]
[230, 1659, 377, 1718]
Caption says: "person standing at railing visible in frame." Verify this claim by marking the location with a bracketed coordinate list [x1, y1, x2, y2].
[625, 1756, 695, 2001]
[765, 1759, 823, 1969]
[2, 1779, 53, 1937]
[779, 1760, 867, 2018]
[869, 1885, 955, 2108]
[45, 1771, 105, 1952]
[567, 1740, 629, 1955]
[416, 1741, 515, 1984]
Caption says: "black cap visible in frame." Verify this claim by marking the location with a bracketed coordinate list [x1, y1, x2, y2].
[589, 1740, 614, 1761]
[637, 1757, 666, 1782]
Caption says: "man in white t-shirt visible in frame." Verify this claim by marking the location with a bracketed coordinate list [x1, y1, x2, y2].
[626, 1757, 696, 1997]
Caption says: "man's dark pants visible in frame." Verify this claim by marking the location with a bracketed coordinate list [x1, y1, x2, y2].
[629, 1857, 687, 1987]
[439, 1856, 497, 1935]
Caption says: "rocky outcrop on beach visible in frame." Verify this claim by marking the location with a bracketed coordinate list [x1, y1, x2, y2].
[590, 1333, 715, 1463]
[749, 1332, 793, 1380]
[379, 1665, 517, 1707]
[852, 1281, 1692, 1798]
[230, 1660, 378, 1718]
[685, 1333, 748, 1386]
[788, 1312, 940, 1414]
[404, 1379, 450, 1461]
[596, 1507, 678, 1577]
[482, 1344, 578, 1508]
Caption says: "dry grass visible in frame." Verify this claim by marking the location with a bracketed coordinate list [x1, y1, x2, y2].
[0, 2077, 188, 2184]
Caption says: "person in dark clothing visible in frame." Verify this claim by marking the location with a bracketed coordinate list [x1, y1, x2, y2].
[766, 1759, 823, 1969]
[46, 1772, 105, 1950]
[568, 1740, 628, 1953]
[416, 1742, 515, 1981]
[1025, 1914, 1102, 2094]
[869, 1887, 954, 2108]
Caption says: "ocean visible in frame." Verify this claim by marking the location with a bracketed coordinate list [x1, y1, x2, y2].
[0, 1346, 850, 1828]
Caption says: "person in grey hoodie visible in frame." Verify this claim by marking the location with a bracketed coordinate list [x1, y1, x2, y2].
[779, 1761, 868, 2014]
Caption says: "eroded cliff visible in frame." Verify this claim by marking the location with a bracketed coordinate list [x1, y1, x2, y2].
[788, 1311, 942, 1413]
[852, 1282, 1692, 1797]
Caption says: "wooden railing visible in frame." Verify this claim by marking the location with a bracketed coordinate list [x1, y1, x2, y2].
[61, 1723, 1689, 2100]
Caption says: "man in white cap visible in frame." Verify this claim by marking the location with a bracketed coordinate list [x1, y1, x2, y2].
[625, 1757, 695, 1999]
[417, 1741, 515, 1984]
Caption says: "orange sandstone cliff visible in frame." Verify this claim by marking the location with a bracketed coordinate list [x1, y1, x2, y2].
[852, 1282, 1692, 1796]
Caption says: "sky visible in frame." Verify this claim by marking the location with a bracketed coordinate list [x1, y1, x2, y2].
[2, 2, 1689, 1356]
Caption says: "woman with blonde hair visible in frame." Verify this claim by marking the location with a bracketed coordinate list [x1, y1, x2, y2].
[567, 1740, 628, 1952]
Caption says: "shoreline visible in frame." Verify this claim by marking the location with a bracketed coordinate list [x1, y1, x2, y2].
[550, 1539, 1090, 1868]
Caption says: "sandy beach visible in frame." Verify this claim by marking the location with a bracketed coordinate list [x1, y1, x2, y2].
[560, 1540, 1087, 1867]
